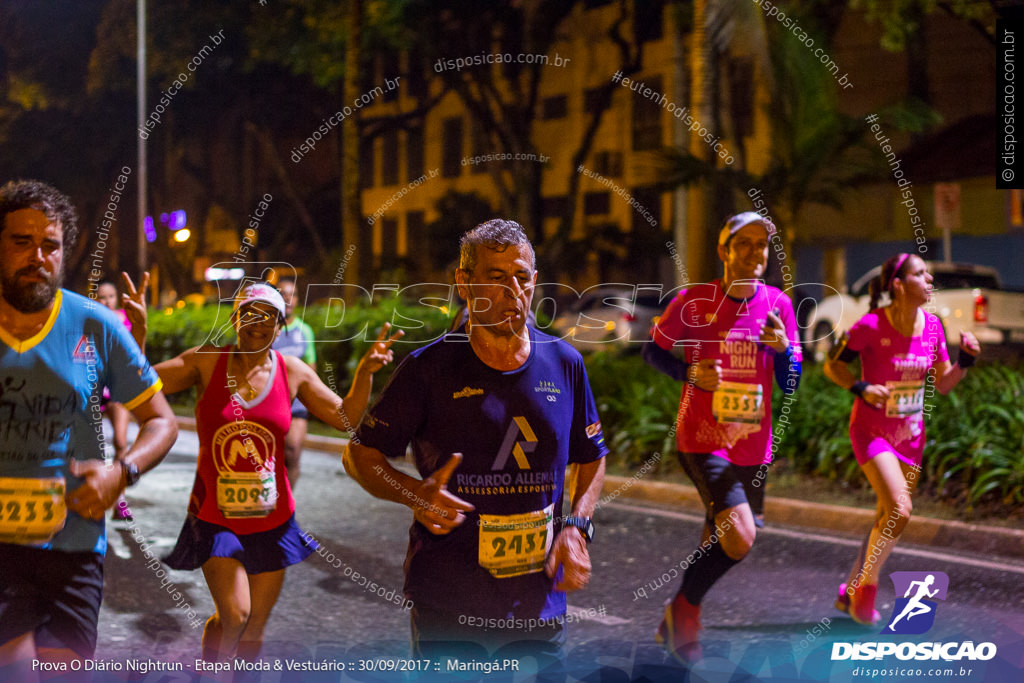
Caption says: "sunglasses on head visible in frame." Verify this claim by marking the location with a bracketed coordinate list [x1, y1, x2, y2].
[236, 308, 280, 326]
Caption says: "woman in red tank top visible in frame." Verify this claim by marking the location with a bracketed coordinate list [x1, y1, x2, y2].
[151, 282, 401, 663]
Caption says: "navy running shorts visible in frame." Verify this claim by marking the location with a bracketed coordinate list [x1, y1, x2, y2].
[0, 543, 104, 657]
[677, 452, 766, 529]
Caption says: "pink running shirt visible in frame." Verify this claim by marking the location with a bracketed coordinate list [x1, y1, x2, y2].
[651, 281, 801, 466]
[845, 308, 949, 467]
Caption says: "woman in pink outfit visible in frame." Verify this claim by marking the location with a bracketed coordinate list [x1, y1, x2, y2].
[824, 253, 979, 625]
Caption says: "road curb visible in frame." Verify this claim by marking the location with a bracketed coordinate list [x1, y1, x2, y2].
[173, 416, 1024, 560]
[602, 474, 1024, 561]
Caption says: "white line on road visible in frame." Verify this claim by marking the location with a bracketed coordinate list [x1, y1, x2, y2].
[605, 502, 1024, 575]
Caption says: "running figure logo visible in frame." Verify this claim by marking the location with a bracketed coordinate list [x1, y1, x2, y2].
[882, 571, 949, 635]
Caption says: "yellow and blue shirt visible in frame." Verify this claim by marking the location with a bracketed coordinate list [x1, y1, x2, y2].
[0, 289, 162, 553]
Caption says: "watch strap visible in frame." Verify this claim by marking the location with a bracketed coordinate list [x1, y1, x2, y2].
[564, 516, 594, 543]
[121, 461, 141, 487]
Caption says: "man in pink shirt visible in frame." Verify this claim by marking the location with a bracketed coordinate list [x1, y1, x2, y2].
[643, 212, 802, 662]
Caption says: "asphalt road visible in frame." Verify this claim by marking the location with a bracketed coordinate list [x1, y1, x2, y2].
[82, 427, 1024, 683]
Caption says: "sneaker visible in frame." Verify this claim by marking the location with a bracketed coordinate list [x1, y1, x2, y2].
[111, 496, 133, 522]
[655, 594, 703, 664]
[835, 583, 850, 613]
[849, 583, 881, 626]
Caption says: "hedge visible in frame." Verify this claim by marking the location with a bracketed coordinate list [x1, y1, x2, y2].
[146, 304, 1024, 511]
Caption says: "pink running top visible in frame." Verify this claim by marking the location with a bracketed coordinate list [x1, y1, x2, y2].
[116, 308, 132, 332]
[190, 348, 295, 532]
[652, 281, 801, 466]
[845, 308, 949, 466]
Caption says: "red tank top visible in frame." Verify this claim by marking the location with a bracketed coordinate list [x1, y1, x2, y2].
[190, 347, 295, 533]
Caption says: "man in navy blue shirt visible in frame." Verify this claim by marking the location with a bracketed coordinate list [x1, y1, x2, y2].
[344, 219, 606, 664]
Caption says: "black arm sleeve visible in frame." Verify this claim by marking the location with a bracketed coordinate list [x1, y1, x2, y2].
[828, 331, 859, 363]
[642, 340, 689, 382]
[773, 345, 802, 394]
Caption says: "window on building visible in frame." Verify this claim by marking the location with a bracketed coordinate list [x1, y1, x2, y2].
[406, 48, 427, 99]
[584, 191, 611, 216]
[632, 75, 663, 151]
[381, 129, 399, 186]
[360, 137, 375, 188]
[541, 94, 568, 120]
[382, 51, 400, 102]
[406, 210, 425, 252]
[593, 151, 623, 177]
[635, 0, 664, 42]
[406, 125, 424, 181]
[729, 58, 755, 140]
[584, 87, 607, 116]
[542, 196, 569, 219]
[631, 186, 662, 230]
[380, 217, 398, 270]
[470, 122, 489, 175]
[360, 56, 376, 100]
[442, 117, 464, 178]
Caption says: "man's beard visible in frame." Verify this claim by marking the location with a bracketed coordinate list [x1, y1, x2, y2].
[1, 265, 62, 313]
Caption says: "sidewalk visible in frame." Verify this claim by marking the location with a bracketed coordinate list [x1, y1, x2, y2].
[175, 417, 1024, 561]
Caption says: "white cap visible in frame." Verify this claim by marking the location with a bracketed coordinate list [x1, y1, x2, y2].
[234, 282, 286, 319]
[718, 211, 776, 246]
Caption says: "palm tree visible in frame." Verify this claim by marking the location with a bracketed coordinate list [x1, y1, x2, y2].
[662, 3, 884, 283]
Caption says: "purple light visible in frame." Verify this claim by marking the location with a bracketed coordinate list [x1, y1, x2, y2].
[169, 210, 187, 231]
[144, 216, 157, 243]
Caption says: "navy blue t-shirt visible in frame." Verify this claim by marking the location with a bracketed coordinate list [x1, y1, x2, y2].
[355, 326, 607, 620]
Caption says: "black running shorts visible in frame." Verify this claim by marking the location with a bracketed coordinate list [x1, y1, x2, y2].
[677, 452, 766, 529]
[0, 543, 104, 658]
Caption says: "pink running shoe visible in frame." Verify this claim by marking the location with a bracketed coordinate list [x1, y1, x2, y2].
[111, 495, 133, 522]
[655, 594, 703, 664]
[835, 583, 850, 613]
[849, 583, 881, 626]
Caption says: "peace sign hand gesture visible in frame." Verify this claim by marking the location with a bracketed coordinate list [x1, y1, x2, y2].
[356, 322, 405, 375]
[121, 271, 149, 349]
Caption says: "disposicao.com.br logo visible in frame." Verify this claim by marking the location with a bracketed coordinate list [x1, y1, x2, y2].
[832, 571, 998, 662]
[883, 571, 948, 635]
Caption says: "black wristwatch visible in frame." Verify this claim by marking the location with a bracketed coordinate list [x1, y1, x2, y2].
[121, 461, 141, 487]
[564, 516, 595, 543]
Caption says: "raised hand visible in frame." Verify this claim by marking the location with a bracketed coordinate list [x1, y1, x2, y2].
[357, 322, 405, 374]
[121, 271, 149, 333]
[759, 309, 789, 352]
[959, 331, 980, 358]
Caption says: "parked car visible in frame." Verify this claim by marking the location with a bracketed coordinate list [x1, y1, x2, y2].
[548, 285, 665, 350]
[804, 262, 1024, 362]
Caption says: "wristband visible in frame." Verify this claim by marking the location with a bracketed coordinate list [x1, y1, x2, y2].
[849, 381, 870, 398]
[956, 349, 976, 369]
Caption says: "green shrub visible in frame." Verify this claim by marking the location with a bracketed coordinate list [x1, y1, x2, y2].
[146, 304, 1024, 513]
